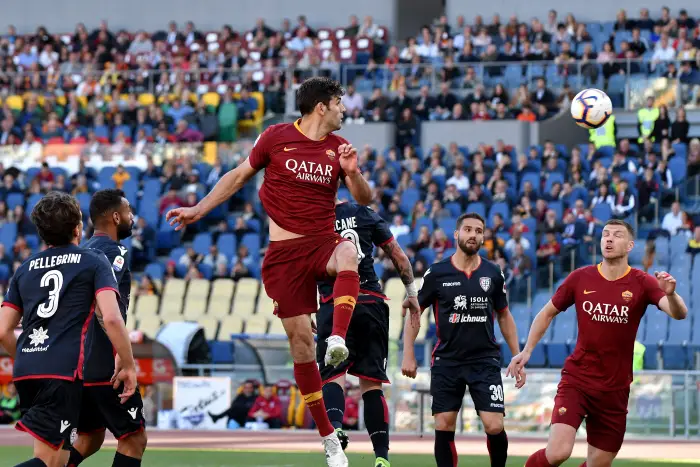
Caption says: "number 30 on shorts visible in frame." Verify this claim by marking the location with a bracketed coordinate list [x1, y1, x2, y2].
[489, 384, 504, 402]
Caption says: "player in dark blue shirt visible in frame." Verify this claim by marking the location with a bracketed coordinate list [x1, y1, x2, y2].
[0, 192, 136, 467]
[316, 201, 420, 467]
[68, 189, 147, 467]
[402, 213, 523, 467]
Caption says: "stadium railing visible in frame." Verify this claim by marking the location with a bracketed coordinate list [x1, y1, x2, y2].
[173, 363, 700, 438]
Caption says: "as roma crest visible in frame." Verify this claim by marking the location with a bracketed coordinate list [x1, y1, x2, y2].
[326, 149, 336, 160]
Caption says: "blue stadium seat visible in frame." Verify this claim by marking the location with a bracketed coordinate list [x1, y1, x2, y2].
[437, 217, 457, 236]
[209, 341, 234, 363]
[25, 194, 42, 214]
[241, 233, 261, 258]
[216, 233, 237, 259]
[400, 189, 420, 215]
[169, 247, 185, 263]
[529, 343, 547, 367]
[466, 202, 486, 219]
[396, 234, 412, 250]
[192, 232, 213, 256]
[488, 203, 510, 227]
[644, 314, 669, 345]
[98, 167, 116, 189]
[198, 263, 214, 280]
[6, 193, 24, 211]
[655, 237, 670, 267]
[444, 202, 462, 218]
[669, 237, 688, 258]
[0, 223, 17, 251]
[548, 201, 563, 220]
[25, 234, 39, 251]
[413, 218, 434, 238]
[668, 157, 686, 186]
[143, 179, 162, 199]
[144, 262, 165, 280]
[546, 342, 571, 368]
[122, 179, 139, 206]
[519, 173, 540, 195]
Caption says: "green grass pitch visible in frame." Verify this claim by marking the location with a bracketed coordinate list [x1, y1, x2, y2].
[0, 446, 690, 466]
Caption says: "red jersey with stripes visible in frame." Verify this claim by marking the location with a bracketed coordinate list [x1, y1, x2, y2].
[551, 264, 665, 391]
[417, 256, 509, 367]
[3, 245, 119, 381]
[248, 120, 348, 236]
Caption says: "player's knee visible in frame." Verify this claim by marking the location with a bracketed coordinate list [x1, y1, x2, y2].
[482, 416, 504, 435]
[74, 430, 105, 457]
[118, 429, 147, 457]
[285, 321, 315, 362]
[434, 415, 457, 432]
[335, 241, 358, 271]
[546, 443, 574, 465]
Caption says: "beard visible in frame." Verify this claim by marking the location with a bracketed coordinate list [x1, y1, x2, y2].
[457, 237, 480, 256]
[117, 221, 134, 240]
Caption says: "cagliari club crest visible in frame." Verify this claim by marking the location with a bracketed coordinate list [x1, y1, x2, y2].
[479, 277, 491, 292]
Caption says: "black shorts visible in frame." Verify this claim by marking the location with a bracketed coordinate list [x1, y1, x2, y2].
[430, 361, 505, 415]
[14, 378, 82, 450]
[77, 383, 145, 439]
[316, 299, 390, 384]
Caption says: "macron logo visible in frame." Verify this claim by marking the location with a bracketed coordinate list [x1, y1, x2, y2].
[60, 420, 70, 433]
[128, 408, 138, 420]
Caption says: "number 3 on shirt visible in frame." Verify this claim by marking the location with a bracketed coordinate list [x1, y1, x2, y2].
[339, 228, 365, 261]
[489, 384, 504, 402]
[37, 270, 63, 318]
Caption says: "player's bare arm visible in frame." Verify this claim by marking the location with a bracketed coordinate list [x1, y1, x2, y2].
[654, 271, 688, 320]
[339, 143, 372, 205]
[400, 306, 424, 379]
[507, 300, 559, 378]
[497, 308, 526, 388]
[167, 159, 258, 230]
[95, 289, 137, 403]
[0, 305, 21, 360]
[382, 239, 421, 324]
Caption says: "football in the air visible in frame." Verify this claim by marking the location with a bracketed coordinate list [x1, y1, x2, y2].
[570, 88, 613, 129]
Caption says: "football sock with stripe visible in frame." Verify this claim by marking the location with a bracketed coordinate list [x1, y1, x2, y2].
[434, 430, 457, 467]
[363, 389, 390, 460]
[294, 360, 335, 437]
[113, 452, 141, 467]
[331, 270, 359, 338]
[14, 459, 47, 467]
[67, 447, 84, 466]
[525, 449, 554, 467]
[486, 430, 508, 467]
[322, 382, 345, 430]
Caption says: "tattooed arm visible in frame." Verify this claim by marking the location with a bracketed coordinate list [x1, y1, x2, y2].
[380, 238, 415, 288]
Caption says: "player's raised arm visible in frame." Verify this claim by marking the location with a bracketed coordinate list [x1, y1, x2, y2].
[382, 239, 420, 320]
[653, 271, 688, 320]
[339, 143, 372, 205]
[167, 159, 259, 230]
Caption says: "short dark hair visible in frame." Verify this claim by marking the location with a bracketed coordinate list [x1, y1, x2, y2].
[457, 212, 486, 230]
[89, 189, 126, 225]
[296, 77, 344, 115]
[30, 192, 82, 246]
[604, 219, 635, 238]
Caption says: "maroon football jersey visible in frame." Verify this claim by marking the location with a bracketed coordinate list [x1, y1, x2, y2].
[551, 264, 665, 391]
[248, 120, 348, 236]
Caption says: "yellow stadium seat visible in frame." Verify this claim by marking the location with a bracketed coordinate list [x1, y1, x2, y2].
[202, 92, 220, 108]
[138, 316, 162, 338]
[203, 142, 217, 165]
[138, 93, 155, 106]
[232, 278, 259, 316]
[160, 278, 186, 320]
[245, 315, 269, 335]
[208, 279, 234, 318]
[268, 317, 286, 336]
[219, 316, 244, 339]
[56, 95, 67, 106]
[198, 317, 220, 340]
[255, 288, 275, 315]
[183, 279, 211, 320]
[237, 91, 265, 134]
[77, 96, 88, 108]
[5, 95, 23, 111]
[134, 295, 159, 318]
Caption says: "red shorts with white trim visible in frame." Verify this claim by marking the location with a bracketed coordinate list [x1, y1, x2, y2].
[15, 378, 82, 450]
[262, 234, 348, 319]
[551, 376, 630, 453]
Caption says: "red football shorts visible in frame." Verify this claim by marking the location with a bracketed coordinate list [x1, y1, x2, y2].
[262, 234, 348, 319]
[551, 376, 630, 453]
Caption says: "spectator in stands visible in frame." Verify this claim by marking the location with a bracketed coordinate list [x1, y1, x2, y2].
[203, 245, 228, 269]
[652, 105, 671, 142]
[342, 386, 360, 431]
[136, 275, 159, 296]
[112, 164, 130, 189]
[612, 179, 636, 219]
[389, 214, 410, 238]
[246, 383, 282, 429]
[430, 228, 452, 254]
[671, 107, 689, 144]
[509, 243, 531, 301]
[178, 247, 201, 268]
[651, 34, 676, 69]
[536, 231, 561, 270]
[0, 382, 20, 424]
[661, 201, 684, 237]
[590, 184, 615, 210]
[184, 263, 203, 280]
[341, 85, 364, 116]
[13, 206, 35, 236]
[395, 107, 418, 149]
[637, 167, 659, 222]
[174, 120, 204, 143]
[505, 230, 531, 256]
[641, 240, 655, 273]
[482, 227, 504, 260]
[686, 226, 700, 255]
[159, 188, 183, 215]
[36, 162, 54, 191]
[210, 380, 259, 429]
[689, 138, 700, 179]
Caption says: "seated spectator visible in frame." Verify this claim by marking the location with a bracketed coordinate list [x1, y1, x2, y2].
[0, 383, 20, 424]
[246, 383, 282, 429]
[160, 188, 183, 215]
[136, 275, 159, 296]
[509, 214, 529, 235]
[174, 120, 204, 143]
[505, 230, 531, 255]
[343, 386, 360, 431]
[661, 201, 684, 236]
[637, 167, 659, 222]
[36, 162, 54, 191]
[112, 164, 131, 189]
[537, 231, 561, 264]
[482, 227, 504, 260]
[341, 85, 364, 116]
[430, 228, 452, 254]
[184, 263, 203, 280]
[209, 380, 258, 428]
[203, 245, 228, 269]
[612, 180, 636, 219]
[389, 214, 410, 238]
[178, 247, 201, 268]
[686, 226, 700, 255]
[509, 244, 532, 301]
[590, 184, 615, 210]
